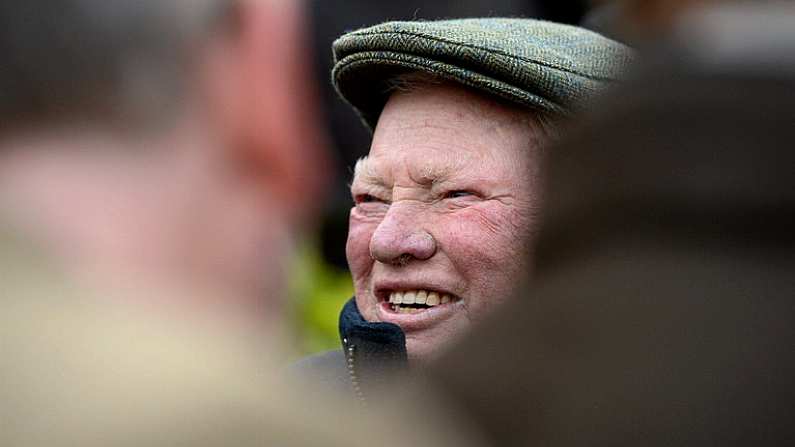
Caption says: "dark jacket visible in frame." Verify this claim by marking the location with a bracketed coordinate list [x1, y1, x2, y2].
[292, 299, 408, 402]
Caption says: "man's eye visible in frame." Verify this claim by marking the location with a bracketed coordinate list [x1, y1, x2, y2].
[444, 190, 474, 199]
[355, 194, 385, 204]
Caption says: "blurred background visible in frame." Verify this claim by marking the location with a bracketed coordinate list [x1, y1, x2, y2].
[290, 0, 591, 355]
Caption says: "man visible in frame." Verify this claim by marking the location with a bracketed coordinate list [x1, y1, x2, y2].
[295, 18, 633, 397]
[0, 1, 465, 445]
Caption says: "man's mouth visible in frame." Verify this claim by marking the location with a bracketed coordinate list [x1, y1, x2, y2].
[386, 289, 457, 314]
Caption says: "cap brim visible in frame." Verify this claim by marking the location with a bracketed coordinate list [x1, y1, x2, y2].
[333, 51, 567, 132]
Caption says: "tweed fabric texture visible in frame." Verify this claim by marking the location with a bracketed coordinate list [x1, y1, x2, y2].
[332, 18, 633, 130]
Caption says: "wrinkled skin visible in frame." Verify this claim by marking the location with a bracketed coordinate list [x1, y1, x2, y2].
[346, 83, 545, 363]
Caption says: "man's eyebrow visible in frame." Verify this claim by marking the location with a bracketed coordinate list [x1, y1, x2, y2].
[410, 154, 471, 186]
[351, 156, 388, 188]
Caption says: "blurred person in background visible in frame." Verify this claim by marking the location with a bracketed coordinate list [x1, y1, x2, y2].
[0, 1, 468, 446]
[294, 18, 633, 399]
[425, 2, 795, 445]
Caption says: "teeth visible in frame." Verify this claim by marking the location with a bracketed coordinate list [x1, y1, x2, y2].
[387, 289, 455, 310]
[416, 290, 427, 304]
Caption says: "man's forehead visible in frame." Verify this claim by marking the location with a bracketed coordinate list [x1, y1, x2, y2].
[351, 83, 546, 188]
[376, 83, 536, 133]
[353, 151, 477, 187]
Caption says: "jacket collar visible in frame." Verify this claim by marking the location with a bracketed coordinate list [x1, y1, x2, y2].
[338, 298, 408, 399]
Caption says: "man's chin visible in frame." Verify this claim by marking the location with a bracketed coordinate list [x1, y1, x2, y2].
[404, 327, 466, 366]
[406, 321, 469, 367]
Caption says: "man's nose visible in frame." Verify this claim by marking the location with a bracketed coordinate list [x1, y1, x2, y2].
[369, 206, 436, 265]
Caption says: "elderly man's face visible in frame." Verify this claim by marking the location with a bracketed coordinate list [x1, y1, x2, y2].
[347, 82, 544, 362]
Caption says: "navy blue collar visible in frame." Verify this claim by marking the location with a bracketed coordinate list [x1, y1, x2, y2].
[338, 298, 408, 394]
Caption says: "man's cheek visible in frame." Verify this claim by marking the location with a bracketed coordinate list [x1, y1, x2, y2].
[345, 219, 377, 278]
[440, 207, 510, 242]
[438, 210, 526, 267]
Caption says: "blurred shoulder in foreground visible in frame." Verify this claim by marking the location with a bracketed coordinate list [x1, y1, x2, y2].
[0, 233, 333, 445]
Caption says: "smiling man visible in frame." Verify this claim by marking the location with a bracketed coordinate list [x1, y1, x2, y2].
[347, 78, 545, 362]
[294, 18, 633, 398]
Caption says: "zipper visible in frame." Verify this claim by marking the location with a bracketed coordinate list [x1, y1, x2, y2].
[344, 338, 367, 405]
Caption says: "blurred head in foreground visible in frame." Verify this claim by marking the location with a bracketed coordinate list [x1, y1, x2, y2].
[428, 3, 795, 446]
[0, 0, 329, 328]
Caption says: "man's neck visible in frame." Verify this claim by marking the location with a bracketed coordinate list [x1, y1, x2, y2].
[0, 127, 177, 274]
[1, 127, 265, 315]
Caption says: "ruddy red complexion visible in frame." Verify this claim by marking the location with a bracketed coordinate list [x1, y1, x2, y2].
[346, 82, 545, 363]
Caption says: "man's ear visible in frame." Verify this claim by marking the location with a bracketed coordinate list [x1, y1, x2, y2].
[203, 0, 331, 221]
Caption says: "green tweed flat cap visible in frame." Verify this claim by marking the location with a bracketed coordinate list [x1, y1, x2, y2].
[332, 18, 633, 130]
